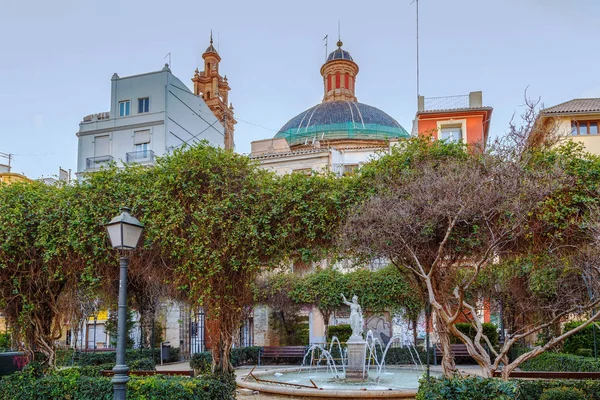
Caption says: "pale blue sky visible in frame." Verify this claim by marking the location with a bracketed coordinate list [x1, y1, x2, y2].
[1, 0, 599, 179]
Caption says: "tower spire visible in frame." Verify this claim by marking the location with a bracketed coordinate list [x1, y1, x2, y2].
[210, 30, 213, 45]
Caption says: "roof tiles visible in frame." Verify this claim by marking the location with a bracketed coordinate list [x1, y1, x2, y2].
[542, 98, 600, 115]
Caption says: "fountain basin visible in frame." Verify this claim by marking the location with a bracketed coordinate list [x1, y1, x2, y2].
[238, 366, 437, 399]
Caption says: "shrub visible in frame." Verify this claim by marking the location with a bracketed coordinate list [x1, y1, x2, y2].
[518, 379, 600, 400]
[384, 346, 434, 365]
[563, 321, 600, 355]
[576, 348, 594, 358]
[191, 346, 261, 373]
[416, 376, 518, 400]
[0, 333, 10, 351]
[167, 346, 181, 363]
[327, 324, 352, 343]
[0, 369, 235, 400]
[520, 352, 600, 372]
[55, 349, 74, 366]
[76, 348, 161, 366]
[130, 357, 156, 371]
[539, 387, 587, 400]
[451, 322, 499, 349]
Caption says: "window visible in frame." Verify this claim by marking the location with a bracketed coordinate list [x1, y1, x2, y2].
[441, 126, 462, 142]
[138, 97, 149, 113]
[572, 120, 599, 135]
[118, 100, 130, 117]
[134, 143, 148, 156]
[343, 164, 359, 175]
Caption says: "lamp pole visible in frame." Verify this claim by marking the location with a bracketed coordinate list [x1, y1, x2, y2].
[112, 256, 130, 400]
[106, 207, 144, 400]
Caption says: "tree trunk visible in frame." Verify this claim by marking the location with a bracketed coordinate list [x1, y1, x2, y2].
[435, 313, 457, 376]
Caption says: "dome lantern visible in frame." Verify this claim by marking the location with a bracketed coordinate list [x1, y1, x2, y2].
[320, 41, 359, 103]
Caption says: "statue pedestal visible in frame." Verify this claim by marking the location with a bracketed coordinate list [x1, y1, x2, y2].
[345, 337, 367, 381]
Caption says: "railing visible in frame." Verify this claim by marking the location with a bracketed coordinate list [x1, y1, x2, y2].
[126, 150, 155, 164]
[86, 155, 114, 170]
[82, 112, 110, 122]
[423, 95, 470, 111]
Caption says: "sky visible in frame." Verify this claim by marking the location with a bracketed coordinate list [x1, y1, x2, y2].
[1, 0, 599, 179]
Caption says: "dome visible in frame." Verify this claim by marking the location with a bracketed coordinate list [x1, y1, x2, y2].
[275, 101, 409, 146]
[327, 48, 353, 62]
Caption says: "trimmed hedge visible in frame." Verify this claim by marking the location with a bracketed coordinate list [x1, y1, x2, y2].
[327, 325, 352, 343]
[384, 346, 434, 365]
[539, 387, 587, 400]
[416, 376, 518, 400]
[56, 347, 180, 367]
[450, 323, 499, 349]
[190, 346, 261, 373]
[520, 352, 600, 372]
[562, 321, 600, 356]
[0, 369, 234, 400]
[518, 379, 600, 400]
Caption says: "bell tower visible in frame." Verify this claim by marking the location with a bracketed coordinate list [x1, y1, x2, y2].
[192, 32, 236, 150]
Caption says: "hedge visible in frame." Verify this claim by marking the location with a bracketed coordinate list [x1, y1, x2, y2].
[327, 325, 352, 343]
[190, 346, 261, 373]
[518, 379, 600, 400]
[416, 376, 518, 400]
[0, 369, 235, 400]
[55, 347, 180, 367]
[450, 323, 499, 349]
[562, 321, 600, 356]
[520, 352, 600, 372]
[418, 377, 600, 400]
[384, 346, 434, 365]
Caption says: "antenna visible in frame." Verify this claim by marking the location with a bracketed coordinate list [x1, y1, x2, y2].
[411, 0, 420, 103]
[338, 21, 341, 42]
[164, 52, 171, 68]
[323, 35, 328, 60]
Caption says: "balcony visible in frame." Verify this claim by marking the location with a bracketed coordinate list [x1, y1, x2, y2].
[126, 150, 155, 164]
[82, 112, 110, 123]
[86, 155, 114, 170]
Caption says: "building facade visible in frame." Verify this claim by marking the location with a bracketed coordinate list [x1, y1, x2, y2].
[76, 64, 225, 178]
[537, 98, 600, 155]
[415, 91, 493, 148]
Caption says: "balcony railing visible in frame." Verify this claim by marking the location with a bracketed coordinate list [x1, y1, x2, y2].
[86, 155, 114, 170]
[126, 150, 155, 164]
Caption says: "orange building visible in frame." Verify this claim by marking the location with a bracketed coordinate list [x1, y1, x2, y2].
[415, 91, 493, 148]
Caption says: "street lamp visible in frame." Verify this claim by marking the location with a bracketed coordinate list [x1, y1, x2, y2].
[106, 207, 144, 400]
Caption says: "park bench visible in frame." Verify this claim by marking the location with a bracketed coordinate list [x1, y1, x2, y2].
[433, 344, 473, 364]
[258, 346, 306, 365]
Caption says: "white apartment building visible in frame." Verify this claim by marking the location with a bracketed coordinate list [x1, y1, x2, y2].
[76, 64, 224, 177]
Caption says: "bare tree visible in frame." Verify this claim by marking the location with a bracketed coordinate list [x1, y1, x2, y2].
[342, 123, 600, 377]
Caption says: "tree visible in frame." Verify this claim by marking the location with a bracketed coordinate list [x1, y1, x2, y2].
[342, 134, 600, 378]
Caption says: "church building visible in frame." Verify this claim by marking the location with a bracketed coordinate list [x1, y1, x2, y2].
[250, 40, 410, 175]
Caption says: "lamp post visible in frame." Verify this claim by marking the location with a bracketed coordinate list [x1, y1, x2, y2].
[106, 207, 144, 400]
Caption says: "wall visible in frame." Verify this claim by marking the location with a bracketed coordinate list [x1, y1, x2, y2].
[165, 75, 224, 150]
[553, 116, 600, 156]
[418, 111, 486, 145]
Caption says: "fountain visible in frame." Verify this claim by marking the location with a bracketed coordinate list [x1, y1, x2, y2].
[238, 295, 437, 398]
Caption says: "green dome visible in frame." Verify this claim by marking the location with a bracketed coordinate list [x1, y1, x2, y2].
[275, 101, 409, 146]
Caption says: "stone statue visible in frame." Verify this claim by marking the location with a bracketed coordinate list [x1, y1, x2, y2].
[341, 294, 364, 340]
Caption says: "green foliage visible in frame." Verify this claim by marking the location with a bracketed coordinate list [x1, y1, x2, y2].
[576, 349, 594, 358]
[0, 369, 234, 400]
[0, 333, 9, 351]
[539, 387, 588, 400]
[104, 309, 136, 348]
[286, 265, 422, 328]
[520, 352, 600, 372]
[190, 346, 261, 374]
[384, 347, 434, 365]
[416, 376, 518, 400]
[563, 321, 600, 356]
[129, 357, 156, 371]
[76, 348, 162, 366]
[518, 379, 600, 400]
[451, 323, 499, 349]
[327, 324, 352, 343]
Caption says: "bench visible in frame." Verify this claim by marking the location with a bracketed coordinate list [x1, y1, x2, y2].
[100, 370, 194, 377]
[258, 346, 306, 365]
[434, 344, 472, 364]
